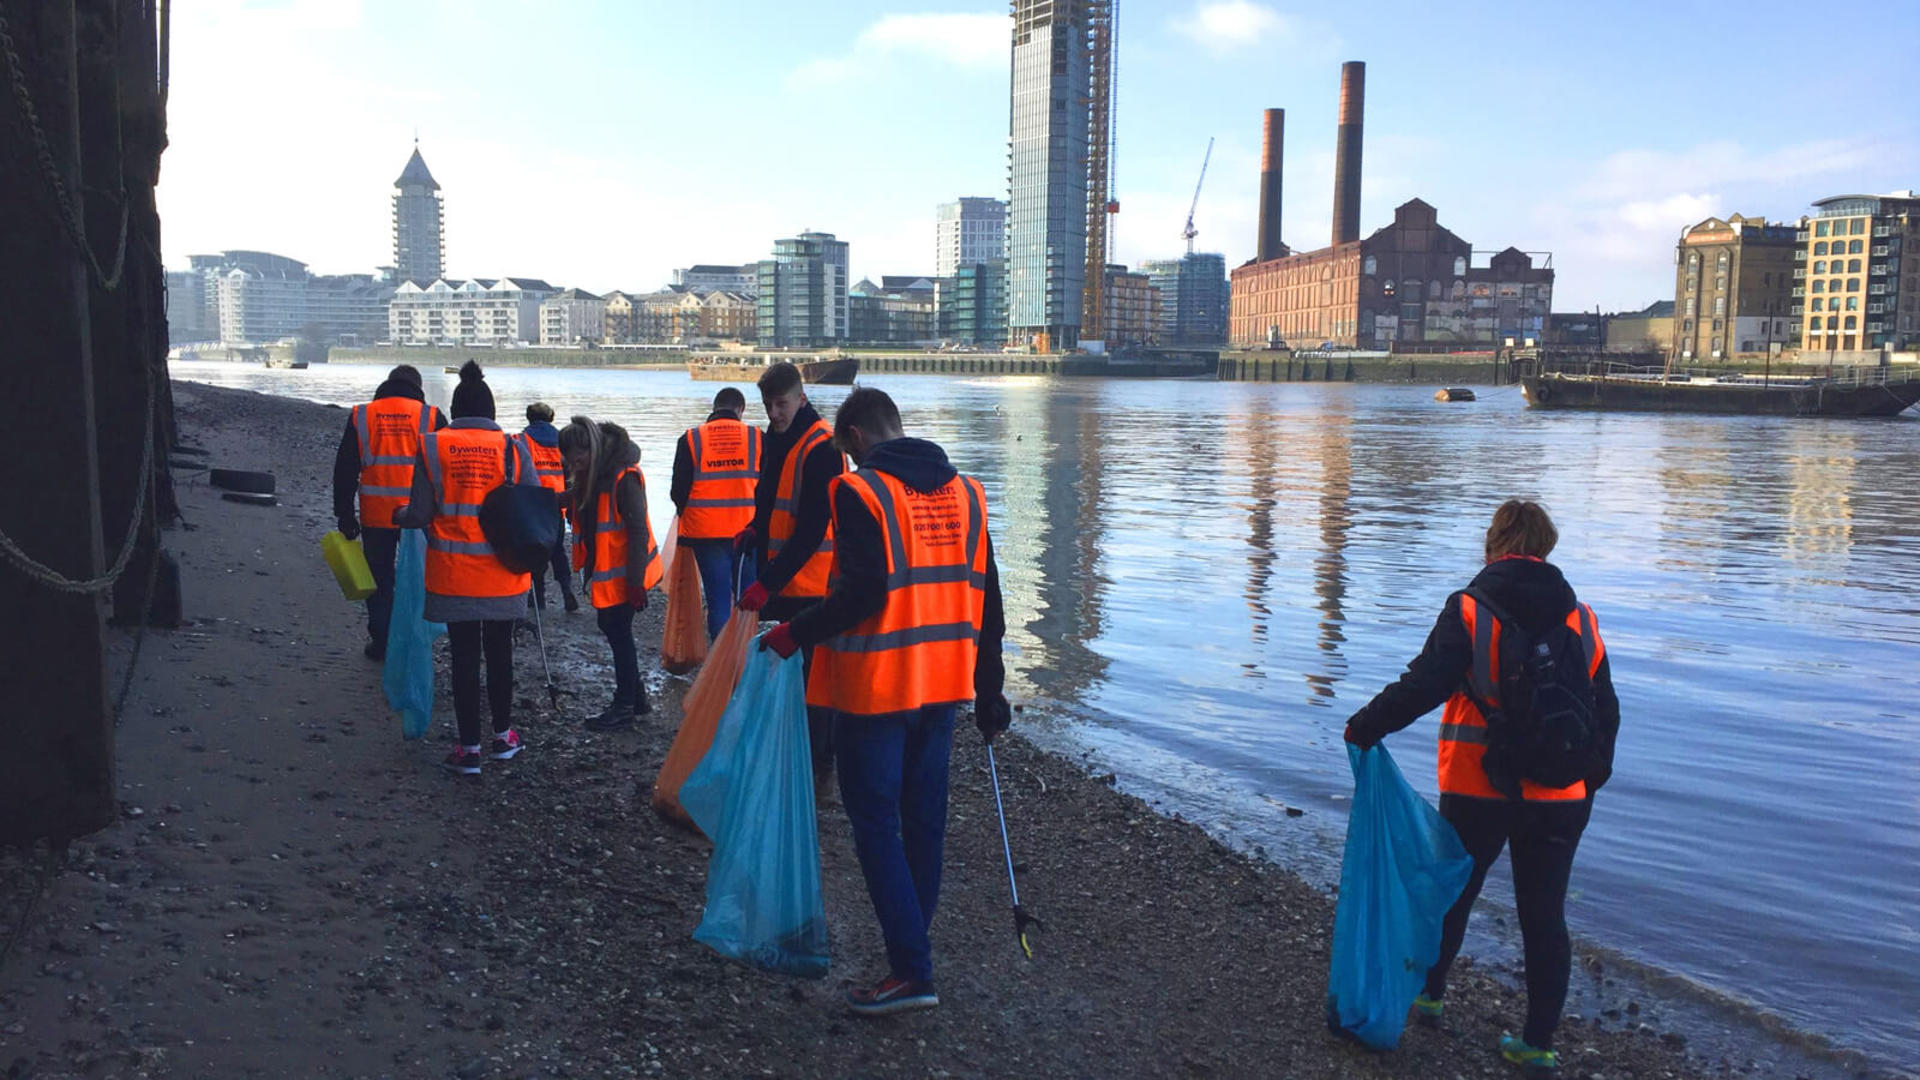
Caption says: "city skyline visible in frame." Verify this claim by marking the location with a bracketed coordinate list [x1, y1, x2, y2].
[160, 0, 1920, 311]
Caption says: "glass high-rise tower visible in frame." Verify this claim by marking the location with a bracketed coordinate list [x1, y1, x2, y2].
[1007, 1, 1093, 350]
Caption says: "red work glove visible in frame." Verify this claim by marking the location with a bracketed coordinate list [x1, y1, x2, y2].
[761, 622, 798, 659]
[737, 581, 769, 612]
[732, 526, 758, 554]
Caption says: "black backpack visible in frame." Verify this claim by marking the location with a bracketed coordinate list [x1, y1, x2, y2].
[477, 441, 561, 574]
[1461, 588, 1598, 796]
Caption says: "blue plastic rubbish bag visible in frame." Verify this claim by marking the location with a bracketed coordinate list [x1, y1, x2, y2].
[383, 529, 446, 740]
[1326, 744, 1474, 1049]
[679, 641, 830, 978]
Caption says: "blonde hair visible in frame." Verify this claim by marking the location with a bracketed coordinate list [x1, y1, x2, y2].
[1485, 500, 1558, 561]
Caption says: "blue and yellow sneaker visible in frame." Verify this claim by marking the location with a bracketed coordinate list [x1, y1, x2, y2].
[1499, 1033, 1559, 1076]
[1411, 994, 1444, 1027]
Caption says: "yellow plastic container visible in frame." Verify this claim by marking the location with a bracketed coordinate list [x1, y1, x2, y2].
[322, 530, 376, 601]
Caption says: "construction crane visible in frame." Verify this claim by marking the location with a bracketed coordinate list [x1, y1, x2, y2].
[1181, 137, 1214, 255]
[1082, 0, 1118, 342]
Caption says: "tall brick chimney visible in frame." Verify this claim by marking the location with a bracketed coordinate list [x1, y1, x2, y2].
[1258, 108, 1284, 262]
[1331, 61, 1365, 246]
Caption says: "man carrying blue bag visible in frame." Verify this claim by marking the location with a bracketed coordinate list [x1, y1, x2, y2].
[762, 387, 1012, 1017]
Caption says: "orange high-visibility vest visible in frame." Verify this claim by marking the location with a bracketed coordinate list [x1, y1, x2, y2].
[352, 397, 439, 528]
[1437, 594, 1605, 801]
[679, 418, 763, 540]
[419, 428, 534, 599]
[807, 468, 989, 719]
[515, 432, 567, 497]
[571, 465, 662, 609]
[767, 419, 840, 599]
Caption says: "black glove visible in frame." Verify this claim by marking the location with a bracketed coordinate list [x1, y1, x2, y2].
[1342, 720, 1377, 750]
[337, 516, 361, 541]
[975, 694, 1012, 744]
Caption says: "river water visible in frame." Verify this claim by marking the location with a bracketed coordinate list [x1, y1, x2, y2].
[172, 360, 1920, 1067]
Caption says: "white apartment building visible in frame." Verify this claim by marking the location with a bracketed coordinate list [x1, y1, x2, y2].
[538, 288, 606, 344]
[388, 277, 556, 346]
[936, 197, 1007, 279]
[672, 264, 758, 296]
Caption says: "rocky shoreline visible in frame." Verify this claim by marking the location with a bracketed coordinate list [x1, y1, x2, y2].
[0, 382, 1859, 1079]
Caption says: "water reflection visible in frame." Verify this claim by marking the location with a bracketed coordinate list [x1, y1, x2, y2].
[1023, 390, 1110, 702]
[1307, 410, 1352, 705]
[168, 361, 1920, 1067]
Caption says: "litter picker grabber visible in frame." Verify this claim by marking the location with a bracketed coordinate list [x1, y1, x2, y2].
[985, 740, 1041, 959]
[531, 592, 560, 712]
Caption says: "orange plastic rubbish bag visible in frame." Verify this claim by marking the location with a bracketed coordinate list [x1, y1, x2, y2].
[661, 532, 708, 676]
[652, 608, 758, 832]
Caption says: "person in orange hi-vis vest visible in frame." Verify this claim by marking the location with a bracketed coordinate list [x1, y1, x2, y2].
[733, 361, 846, 788]
[558, 417, 662, 732]
[1342, 500, 1620, 1074]
[331, 364, 443, 660]
[763, 387, 1010, 1018]
[392, 362, 538, 775]
[515, 401, 578, 615]
[669, 386, 763, 639]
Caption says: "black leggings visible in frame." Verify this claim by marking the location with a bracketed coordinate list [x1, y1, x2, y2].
[447, 620, 514, 746]
[1426, 795, 1591, 1049]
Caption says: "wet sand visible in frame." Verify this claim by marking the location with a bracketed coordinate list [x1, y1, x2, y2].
[0, 382, 1820, 1078]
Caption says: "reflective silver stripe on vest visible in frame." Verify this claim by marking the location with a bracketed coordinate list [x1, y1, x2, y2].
[509, 437, 535, 483]
[825, 620, 978, 655]
[1468, 595, 1498, 702]
[687, 496, 756, 508]
[359, 484, 413, 498]
[590, 567, 626, 584]
[1437, 721, 1489, 746]
[366, 455, 415, 466]
[353, 405, 371, 459]
[419, 405, 434, 433]
[700, 470, 759, 481]
[773, 427, 832, 516]
[442, 502, 482, 518]
[426, 537, 494, 556]
[420, 433, 444, 490]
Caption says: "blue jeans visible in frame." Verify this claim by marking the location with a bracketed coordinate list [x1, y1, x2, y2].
[687, 539, 750, 640]
[835, 706, 955, 984]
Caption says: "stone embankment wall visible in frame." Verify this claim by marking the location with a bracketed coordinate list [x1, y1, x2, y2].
[1217, 350, 1510, 385]
[332, 346, 689, 369]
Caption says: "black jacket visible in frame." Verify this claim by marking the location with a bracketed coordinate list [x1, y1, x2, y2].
[331, 378, 444, 524]
[751, 403, 844, 593]
[788, 437, 1006, 702]
[1345, 557, 1621, 793]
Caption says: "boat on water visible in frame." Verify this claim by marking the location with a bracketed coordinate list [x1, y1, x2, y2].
[1521, 364, 1920, 418]
[687, 356, 859, 385]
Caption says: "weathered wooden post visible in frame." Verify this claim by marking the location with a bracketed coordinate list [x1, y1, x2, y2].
[0, 0, 116, 843]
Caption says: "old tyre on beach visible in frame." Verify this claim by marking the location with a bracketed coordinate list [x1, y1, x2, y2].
[209, 468, 276, 495]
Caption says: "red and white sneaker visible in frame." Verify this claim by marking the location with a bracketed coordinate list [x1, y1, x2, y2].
[489, 729, 522, 760]
[442, 746, 483, 775]
[846, 977, 938, 1017]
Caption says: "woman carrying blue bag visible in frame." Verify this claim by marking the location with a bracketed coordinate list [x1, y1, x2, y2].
[1343, 501, 1620, 1077]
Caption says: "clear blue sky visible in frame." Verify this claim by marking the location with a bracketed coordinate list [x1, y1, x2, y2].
[161, 0, 1920, 311]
